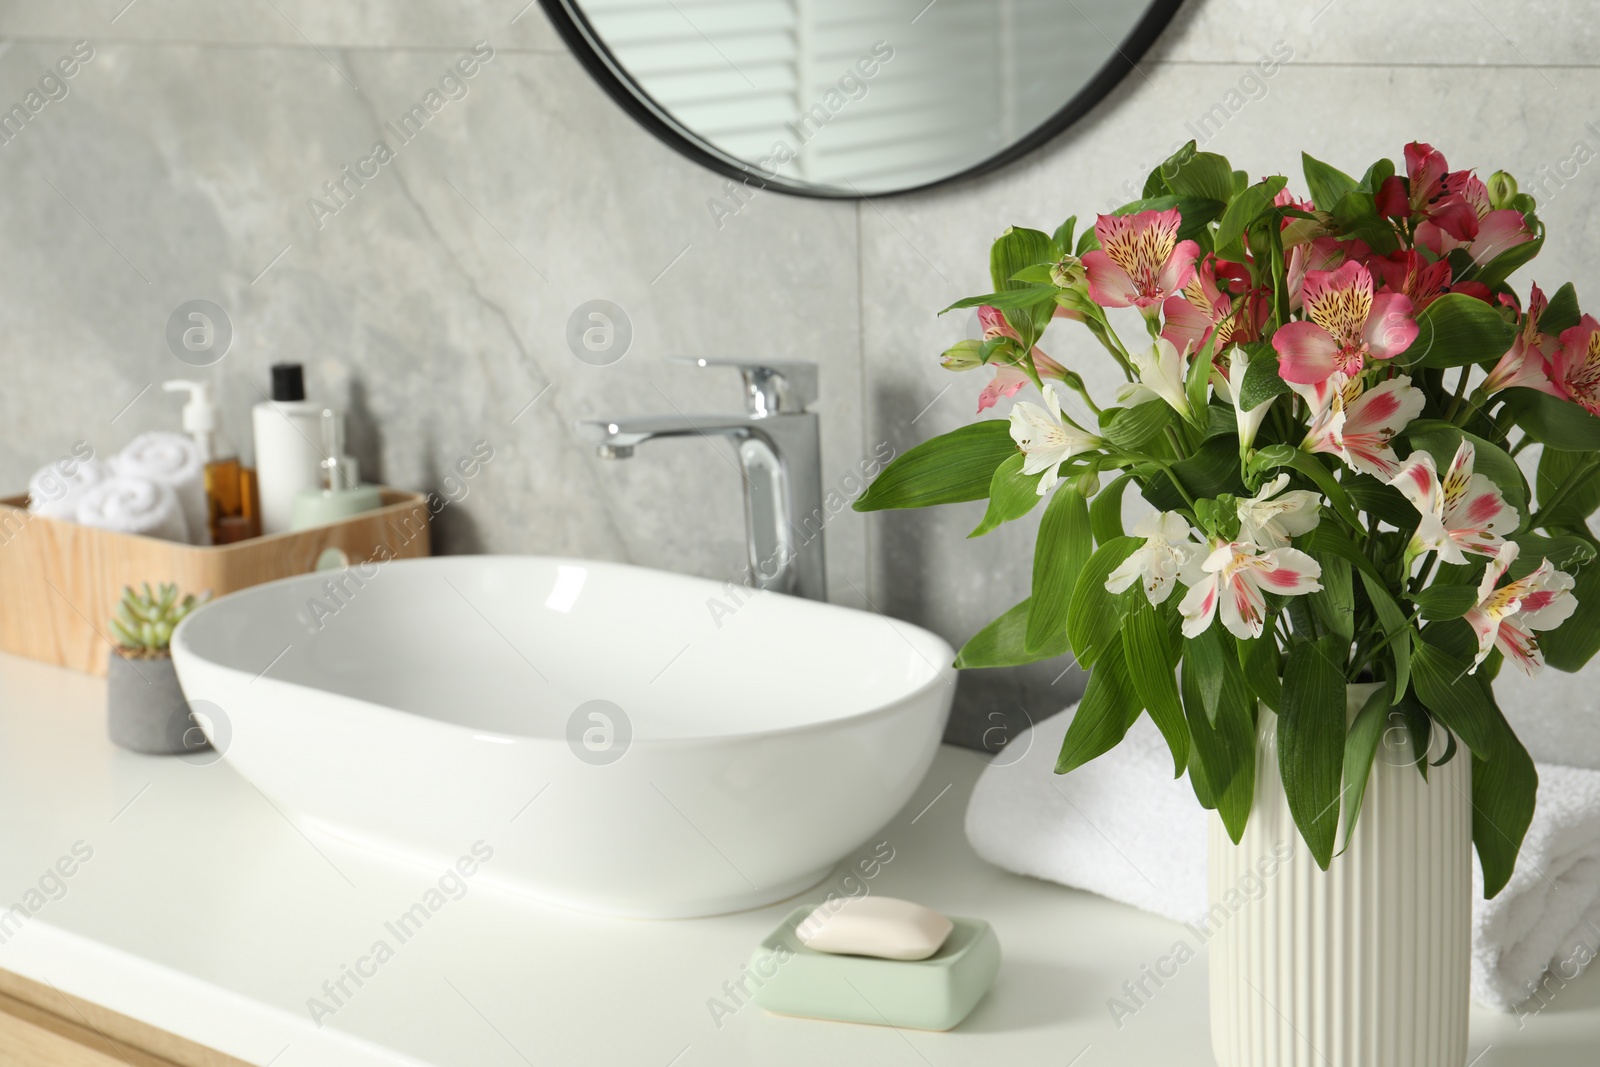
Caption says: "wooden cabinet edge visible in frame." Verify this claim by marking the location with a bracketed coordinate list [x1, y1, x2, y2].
[0, 968, 251, 1067]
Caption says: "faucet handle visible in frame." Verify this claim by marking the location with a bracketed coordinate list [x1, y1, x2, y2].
[673, 358, 818, 416]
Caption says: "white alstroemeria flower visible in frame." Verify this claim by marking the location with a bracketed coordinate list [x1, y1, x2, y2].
[1124, 337, 1192, 419]
[1236, 473, 1322, 550]
[1463, 542, 1578, 676]
[1105, 511, 1202, 605]
[1223, 346, 1273, 449]
[1389, 439, 1517, 565]
[1007, 385, 1102, 496]
[1179, 540, 1323, 641]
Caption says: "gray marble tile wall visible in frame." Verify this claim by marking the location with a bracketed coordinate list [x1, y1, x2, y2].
[1, 1, 1595, 747]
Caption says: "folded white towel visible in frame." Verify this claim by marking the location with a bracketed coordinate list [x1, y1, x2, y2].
[113, 432, 208, 546]
[965, 703, 1600, 1012]
[1472, 763, 1600, 1010]
[75, 477, 190, 542]
[27, 455, 111, 521]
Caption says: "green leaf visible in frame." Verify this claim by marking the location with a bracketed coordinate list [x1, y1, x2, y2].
[1141, 436, 1248, 513]
[1412, 584, 1478, 620]
[1183, 625, 1254, 726]
[1009, 264, 1056, 285]
[1299, 523, 1413, 701]
[1051, 215, 1077, 253]
[990, 227, 1057, 292]
[1472, 704, 1539, 898]
[1344, 473, 1420, 529]
[1405, 419, 1528, 517]
[1103, 402, 1171, 451]
[1501, 390, 1600, 452]
[1340, 683, 1391, 850]
[1028, 488, 1092, 653]
[1279, 638, 1348, 870]
[1330, 189, 1400, 255]
[1122, 596, 1188, 776]
[1542, 554, 1600, 672]
[1215, 176, 1288, 253]
[1090, 473, 1133, 545]
[1360, 157, 1395, 194]
[969, 453, 1043, 536]
[855, 421, 1016, 512]
[1067, 536, 1142, 667]
[1237, 341, 1291, 410]
[1181, 639, 1257, 842]
[1309, 554, 1355, 644]
[1164, 151, 1237, 203]
[954, 598, 1069, 669]
[1056, 641, 1142, 773]
[1410, 634, 1498, 756]
[1507, 532, 1596, 577]
[1301, 152, 1359, 212]
[1542, 282, 1581, 335]
[1143, 141, 1196, 198]
[1401, 293, 1518, 369]
[1237, 634, 1282, 713]
[1535, 447, 1600, 529]
[940, 286, 1061, 314]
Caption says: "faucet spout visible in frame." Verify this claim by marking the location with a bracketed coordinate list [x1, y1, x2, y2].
[576, 364, 827, 601]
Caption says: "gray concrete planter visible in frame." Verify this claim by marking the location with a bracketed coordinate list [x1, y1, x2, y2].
[107, 653, 210, 757]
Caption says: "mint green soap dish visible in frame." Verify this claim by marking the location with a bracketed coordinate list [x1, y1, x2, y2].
[749, 906, 1000, 1031]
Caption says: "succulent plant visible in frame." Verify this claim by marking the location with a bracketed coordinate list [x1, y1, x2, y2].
[110, 582, 209, 656]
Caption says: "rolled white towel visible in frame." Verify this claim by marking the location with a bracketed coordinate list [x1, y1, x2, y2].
[75, 477, 190, 542]
[966, 703, 1600, 1012]
[113, 432, 208, 546]
[965, 707, 1209, 926]
[27, 455, 111, 521]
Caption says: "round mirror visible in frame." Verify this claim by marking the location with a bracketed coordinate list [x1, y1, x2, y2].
[541, 0, 1186, 198]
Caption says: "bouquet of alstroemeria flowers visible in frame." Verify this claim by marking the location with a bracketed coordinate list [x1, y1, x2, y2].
[855, 141, 1600, 897]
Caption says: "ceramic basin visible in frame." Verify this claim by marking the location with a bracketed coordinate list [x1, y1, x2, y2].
[170, 556, 955, 918]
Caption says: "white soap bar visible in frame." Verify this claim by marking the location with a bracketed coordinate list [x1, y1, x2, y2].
[796, 896, 954, 961]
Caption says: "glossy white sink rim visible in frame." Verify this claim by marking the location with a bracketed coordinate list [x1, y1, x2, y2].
[171, 556, 956, 918]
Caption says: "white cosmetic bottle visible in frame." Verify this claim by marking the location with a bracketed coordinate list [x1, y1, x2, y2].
[252, 363, 323, 535]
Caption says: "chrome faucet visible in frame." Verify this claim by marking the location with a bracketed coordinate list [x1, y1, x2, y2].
[577, 359, 827, 601]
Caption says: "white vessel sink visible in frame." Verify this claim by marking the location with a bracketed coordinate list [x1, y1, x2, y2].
[170, 556, 955, 918]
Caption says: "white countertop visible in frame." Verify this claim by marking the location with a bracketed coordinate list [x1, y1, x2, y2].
[0, 650, 1595, 1066]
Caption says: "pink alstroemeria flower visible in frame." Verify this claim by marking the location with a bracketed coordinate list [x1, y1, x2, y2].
[1083, 208, 1200, 313]
[1375, 141, 1479, 242]
[1161, 256, 1260, 355]
[974, 305, 1068, 413]
[1416, 174, 1536, 267]
[1177, 541, 1323, 642]
[1389, 440, 1518, 564]
[1273, 261, 1419, 385]
[1463, 542, 1578, 676]
[1483, 284, 1562, 396]
[1302, 374, 1426, 480]
[1549, 315, 1600, 417]
[1285, 235, 1352, 313]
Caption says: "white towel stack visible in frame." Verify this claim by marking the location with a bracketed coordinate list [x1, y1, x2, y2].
[27, 456, 112, 521]
[965, 701, 1600, 1012]
[74, 477, 190, 542]
[112, 432, 208, 545]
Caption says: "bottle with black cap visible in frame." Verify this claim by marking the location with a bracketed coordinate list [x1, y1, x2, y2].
[252, 363, 324, 535]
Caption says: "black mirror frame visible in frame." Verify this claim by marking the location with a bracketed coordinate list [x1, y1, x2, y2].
[538, 0, 1188, 200]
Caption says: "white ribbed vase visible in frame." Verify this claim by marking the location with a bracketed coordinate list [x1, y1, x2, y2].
[1207, 683, 1472, 1067]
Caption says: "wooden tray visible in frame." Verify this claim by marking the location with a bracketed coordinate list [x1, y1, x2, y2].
[0, 488, 431, 676]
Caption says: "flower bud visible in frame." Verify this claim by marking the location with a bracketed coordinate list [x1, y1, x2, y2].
[939, 338, 985, 372]
[1050, 253, 1086, 290]
[1487, 171, 1518, 210]
[1075, 465, 1102, 498]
